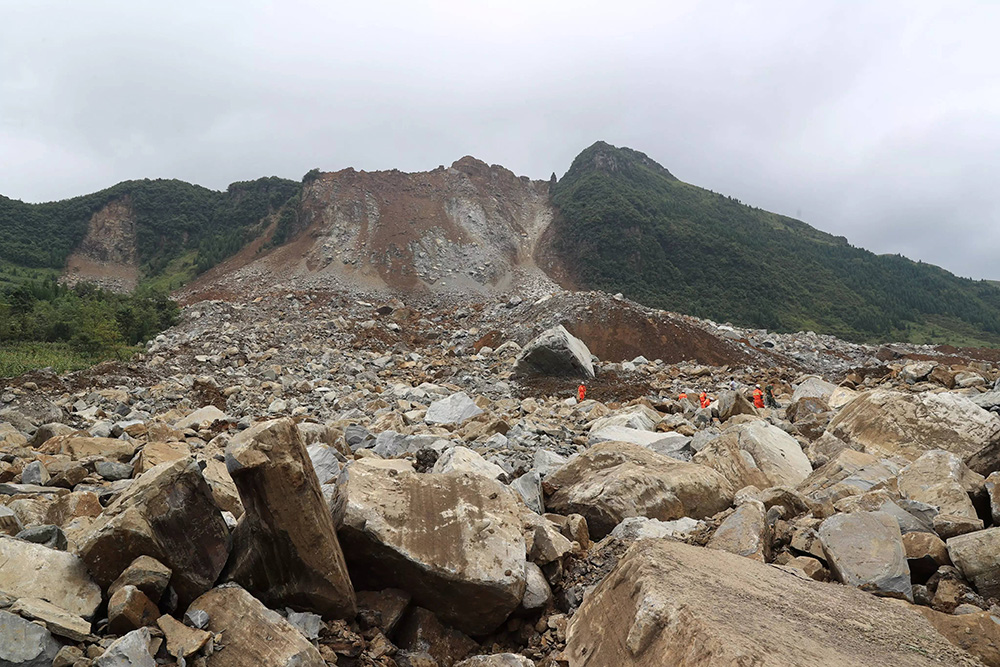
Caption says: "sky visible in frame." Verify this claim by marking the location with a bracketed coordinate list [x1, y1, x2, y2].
[2, 1, 1000, 279]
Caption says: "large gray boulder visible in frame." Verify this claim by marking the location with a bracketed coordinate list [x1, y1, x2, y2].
[818, 511, 912, 601]
[514, 325, 594, 378]
[725, 420, 812, 487]
[707, 500, 770, 562]
[544, 441, 733, 540]
[897, 450, 984, 538]
[0, 609, 61, 667]
[424, 392, 484, 426]
[77, 457, 231, 609]
[828, 389, 1000, 462]
[222, 418, 357, 619]
[564, 539, 975, 666]
[187, 585, 325, 667]
[947, 527, 1000, 599]
[339, 465, 526, 636]
[715, 390, 758, 422]
[0, 535, 101, 620]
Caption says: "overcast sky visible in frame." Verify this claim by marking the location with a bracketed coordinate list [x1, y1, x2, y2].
[2, 1, 999, 279]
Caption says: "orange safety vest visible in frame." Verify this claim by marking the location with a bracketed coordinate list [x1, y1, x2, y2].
[578, 384, 587, 402]
[678, 393, 688, 400]
[699, 392, 710, 408]
[753, 388, 764, 408]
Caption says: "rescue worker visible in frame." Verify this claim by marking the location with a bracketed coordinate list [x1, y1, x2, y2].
[577, 383, 587, 402]
[752, 384, 765, 409]
[678, 390, 688, 401]
[764, 384, 778, 408]
[699, 390, 710, 409]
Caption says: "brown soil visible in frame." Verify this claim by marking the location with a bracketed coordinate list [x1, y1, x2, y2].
[515, 369, 654, 403]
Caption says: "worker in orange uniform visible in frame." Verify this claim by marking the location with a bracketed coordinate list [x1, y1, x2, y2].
[699, 391, 710, 409]
[578, 383, 586, 402]
[678, 390, 688, 401]
[753, 384, 765, 408]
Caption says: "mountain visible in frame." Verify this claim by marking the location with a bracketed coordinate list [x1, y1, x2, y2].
[3, 142, 1000, 345]
[545, 141, 1000, 343]
[0, 176, 300, 291]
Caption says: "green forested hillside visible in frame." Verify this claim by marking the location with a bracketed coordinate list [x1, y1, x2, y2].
[0, 176, 301, 283]
[549, 142, 1000, 343]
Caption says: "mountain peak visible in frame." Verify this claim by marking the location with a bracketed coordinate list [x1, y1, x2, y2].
[567, 141, 677, 181]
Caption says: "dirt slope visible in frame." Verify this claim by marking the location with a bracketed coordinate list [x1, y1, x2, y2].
[62, 198, 139, 292]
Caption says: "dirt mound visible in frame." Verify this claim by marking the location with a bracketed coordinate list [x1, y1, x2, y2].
[509, 292, 781, 367]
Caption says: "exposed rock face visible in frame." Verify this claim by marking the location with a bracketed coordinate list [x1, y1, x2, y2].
[544, 441, 733, 540]
[897, 450, 984, 537]
[339, 465, 526, 636]
[707, 501, 770, 561]
[515, 325, 595, 378]
[0, 609, 61, 667]
[818, 511, 913, 601]
[565, 539, 975, 666]
[187, 585, 325, 667]
[63, 197, 140, 293]
[828, 390, 1000, 461]
[948, 528, 1000, 599]
[77, 457, 231, 608]
[0, 535, 101, 620]
[222, 418, 356, 618]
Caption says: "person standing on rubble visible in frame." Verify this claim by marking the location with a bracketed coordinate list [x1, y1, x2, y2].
[753, 384, 765, 408]
[699, 390, 710, 409]
[765, 384, 779, 408]
[578, 383, 587, 402]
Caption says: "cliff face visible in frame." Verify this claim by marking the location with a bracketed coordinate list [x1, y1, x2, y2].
[184, 157, 558, 298]
[62, 198, 140, 292]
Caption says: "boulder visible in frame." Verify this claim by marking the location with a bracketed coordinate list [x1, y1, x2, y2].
[108, 555, 172, 603]
[107, 585, 159, 635]
[37, 435, 136, 462]
[588, 405, 661, 433]
[76, 457, 230, 609]
[0, 535, 101, 619]
[544, 441, 733, 540]
[456, 656, 535, 667]
[93, 627, 155, 667]
[786, 397, 829, 424]
[222, 418, 356, 618]
[828, 389, 1000, 462]
[948, 528, 1000, 599]
[564, 539, 975, 666]
[339, 465, 526, 636]
[425, 392, 484, 426]
[587, 425, 684, 452]
[8, 597, 91, 642]
[511, 471, 544, 514]
[897, 450, 984, 537]
[514, 325, 594, 378]
[797, 449, 898, 505]
[791, 375, 837, 403]
[0, 609, 61, 667]
[901, 361, 937, 384]
[818, 511, 912, 601]
[725, 421, 812, 487]
[173, 405, 229, 430]
[691, 432, 770, 492]
[156, 614, 212, 659]
[187, 584, 325, 667]
[433, 446, 506, 481]
[707, 501, 770, 562]
[132, 441, 191, 475]
[715, 390, 758, 422]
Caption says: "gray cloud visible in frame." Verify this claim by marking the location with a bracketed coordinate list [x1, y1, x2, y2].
[2, 1, 999, 278]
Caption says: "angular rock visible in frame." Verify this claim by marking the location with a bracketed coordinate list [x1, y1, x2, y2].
[587, 425, 683, 451]
[356, 588, 411, 635]
[425, 392, 484, 425]
[107, 585, 159, 635]
[340, 465, 525, 635]
[223, 418, 356, 618]
[156, 614, 212, 659]
[132, 441, 190, 475]
[707, 501, 770, 562]
[521, 562, 552, 611]
[828, 389, 1000, 461]
[725, 421, 812, 487]
[0, 609, 61, 667]
[691, 432, 770, 492]
[201, 458, 243, 517]
[94, 627, 154, 667]
[20, 461, 49, 486]
[109, 555, 172, 603]
[797, 449, 898, 505]
[173, 405, 229, 430]
[564, 539, 975, 666]
[511, 471, 544, 514]
[433, 446, 506, 481]
[9, 597, 91, 642]
[897, 450, 983, 537]
[609, 516, 702, 541]
[791, 375, 838, 404]
[818, 511, 912, 600]
[948, 527, 1000, 599]
[38, 435, 136, 462]
[456, 655, 535, 667]
[0, 535, 101, 619]
[77, 457, 230, 609]
[514, 325, 594, 378]
[16, 524, 67, 551]
[715, 390, 757, 422]
[187, 585, 324, 667]
[915, 607, 1000, 667]
[904, 532, 951, 582]
[546, 441, 732, 540]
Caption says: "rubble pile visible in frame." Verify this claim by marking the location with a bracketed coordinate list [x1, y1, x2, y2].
[4, 286, 1000, 665]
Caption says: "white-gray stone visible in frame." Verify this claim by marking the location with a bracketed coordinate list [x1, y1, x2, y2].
[424, 392, 484, 425]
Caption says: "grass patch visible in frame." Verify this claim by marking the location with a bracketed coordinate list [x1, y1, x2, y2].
[139, 249, 199, 293]
[886, 314, 1000, 348]
[0, 341, 138, 378]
